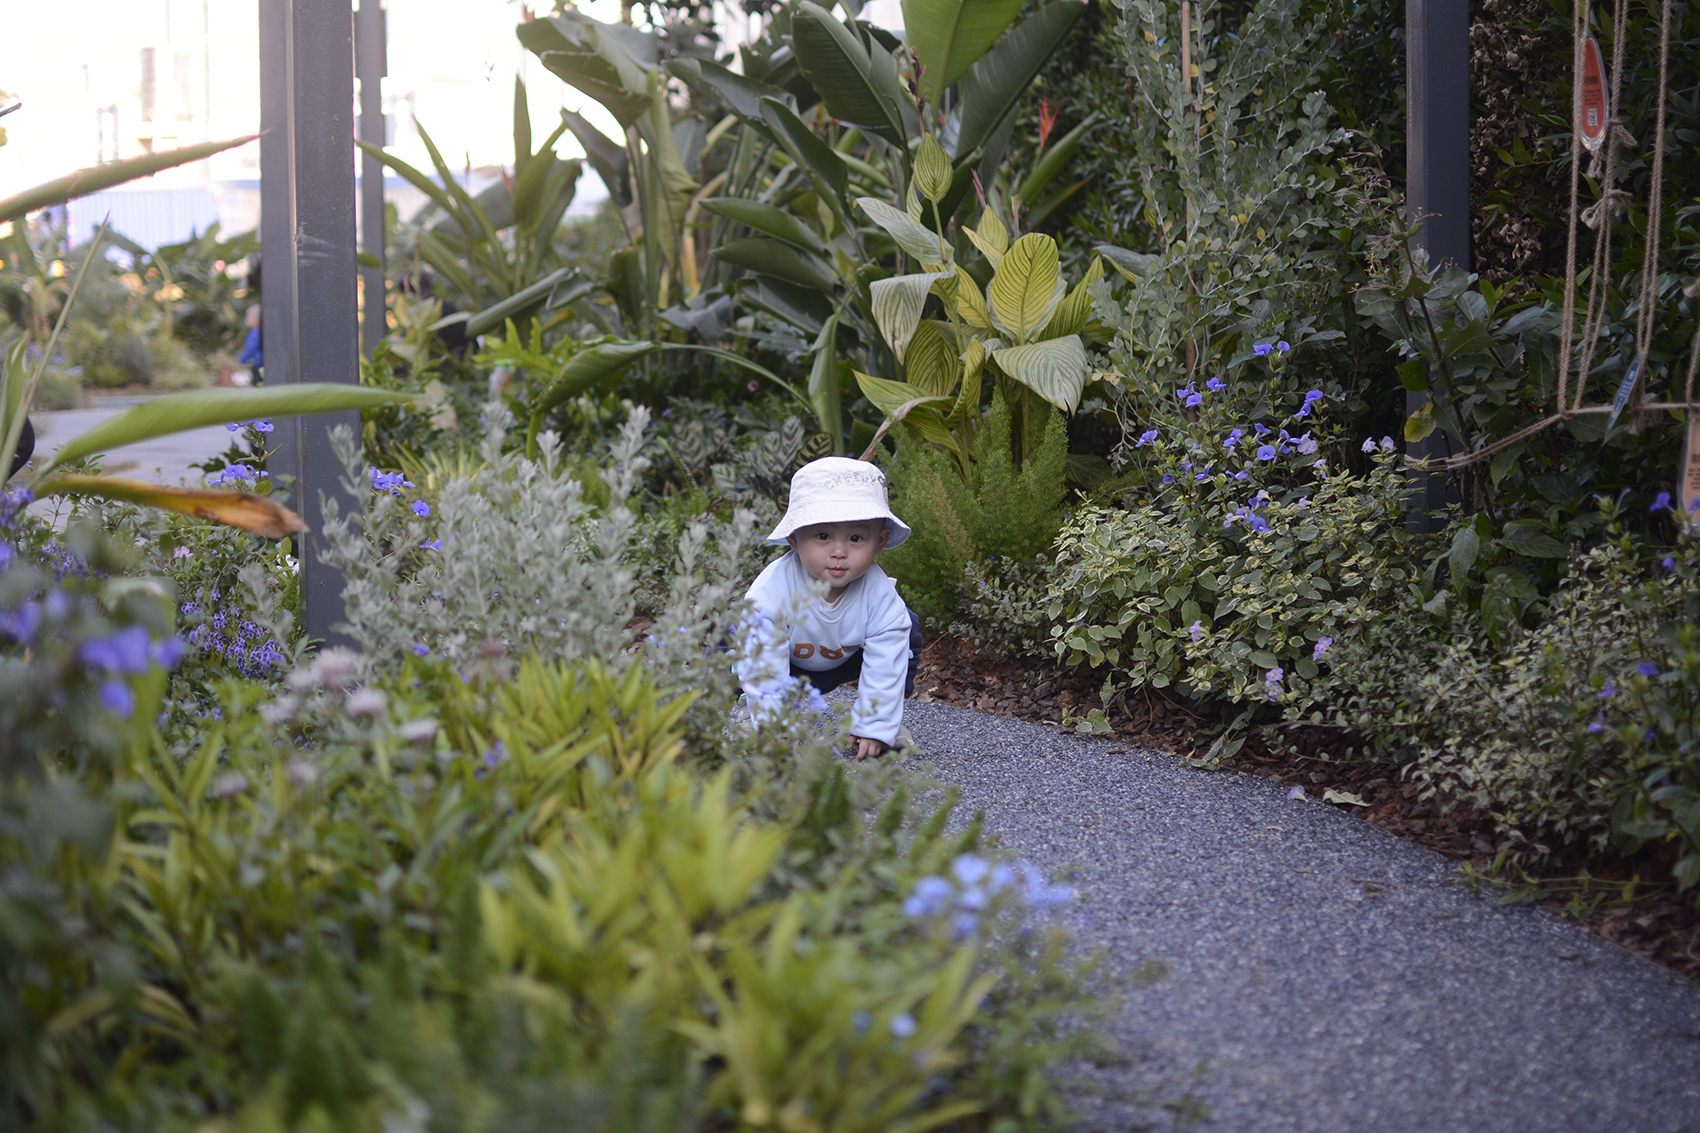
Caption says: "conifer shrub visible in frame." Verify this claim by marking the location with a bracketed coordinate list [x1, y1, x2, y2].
[882, 390, 1071, 632]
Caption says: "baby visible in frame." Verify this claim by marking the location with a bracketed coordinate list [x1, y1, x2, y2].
[740, 457, 921, 759]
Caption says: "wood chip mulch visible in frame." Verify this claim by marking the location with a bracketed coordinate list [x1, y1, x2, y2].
[911, 635, 1700, 982]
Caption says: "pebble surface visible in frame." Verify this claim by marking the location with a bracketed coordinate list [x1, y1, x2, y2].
[901, 700, 1700, 1133]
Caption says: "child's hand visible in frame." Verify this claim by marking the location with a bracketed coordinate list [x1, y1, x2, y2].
[852, 735, 889, 761]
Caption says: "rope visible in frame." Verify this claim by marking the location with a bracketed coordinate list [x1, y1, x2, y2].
[1571, 0, 1633, 410]
[1627, 0, 1673, 432]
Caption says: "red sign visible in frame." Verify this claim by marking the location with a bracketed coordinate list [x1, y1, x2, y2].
[1579, 35, 1609, 152]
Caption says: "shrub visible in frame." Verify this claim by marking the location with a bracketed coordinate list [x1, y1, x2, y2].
[883, 390, 1070, 631]
[1047, 376, 1412, 755]
[1320, 504, 1698, 885]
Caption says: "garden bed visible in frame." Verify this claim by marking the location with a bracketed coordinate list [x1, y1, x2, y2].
[912, 635, 1700, 981]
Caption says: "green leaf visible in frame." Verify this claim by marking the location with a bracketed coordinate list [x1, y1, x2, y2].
[558, 107, 631, 208]
[533, 341, 659, 418]
[904, 320, 961, 397]
[953, 2, 1085, 159]
[465, 269, 591, 338]
[712, 238, 838, 292]
[901, 0, 1028, 105]
[1404, 399, 1437, 443]
[791, 2, 912, 144]
[991, 335, 1087, 411]
[808, 314, 845, 451]
[760, 97, 850, 220]
[937, 267, 994, 329]
[0, 135, 259, 222]
[1397, 357, 1431, 392]
[1448, 523, 1480, 592]
[870, 271, 951, 361]
[1041, 256, 1104, 339]
[517, 10, 658, 127]
[669, 57, 796, 124]
[853, 371, 953, 418]
[1500, 520, 1569, 558]
[38, 386, 411, 477]
[987, 233, 1063, 342]
[856, 196, 946, 265]
[699, 197, 827, 255]
[913, 133, 953, 203]
[1018, 113, 1096, 205]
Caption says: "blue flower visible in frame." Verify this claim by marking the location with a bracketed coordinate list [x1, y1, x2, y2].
[81, 626, 154, 674]
[1253, 343, 1273, 357]
[1135, 429, 1159, 448]
[1313, 636, 1333, 661]
[1177, 381, 1197, 403]
[1651, 491, 1673, 512]
[1189, 620, 1205, 643]
[1361, 437, 1378, 453]
[1295, 432, 1319, 455]
[419, 539, 442, 551]
[482, 741, 506, 769]
[252, 419, 274, 434]
[1161, 473, 1174, 485]
[1265, 667, 1284, 700]
[225, 422, 241, 432]
[1185, 390, 1203, 408]
[412, 500, 431, 517]
[410, 643, 430, 657]
[1233, 470, 1249, 481]
[902, 875, 955, 918]
[1256, 445, 1277, 462]
[952, 855, 990, 886]
[1016, 860, 1075, 908]
[99, 680, 135, 716]
[1276, 340, 1291, 353]
[889, 1013, 918, 1038]
[1637, 662, 1660, 678]
[1224, 428, 1244, 449]
[1663, 556, 1677, 572]
[1206, 376, 1225, 391]
[1253, 423, 1270, 437]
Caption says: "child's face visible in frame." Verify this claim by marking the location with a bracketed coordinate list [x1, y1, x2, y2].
[787, 519, 889, 601]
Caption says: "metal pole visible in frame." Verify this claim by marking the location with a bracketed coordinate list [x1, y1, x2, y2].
[356, 0, 387, 357]
[1405, 0, 1471, 533]
[259, 0, 360, 649]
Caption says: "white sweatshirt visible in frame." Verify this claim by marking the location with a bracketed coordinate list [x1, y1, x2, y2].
[740, 550, 911, 744]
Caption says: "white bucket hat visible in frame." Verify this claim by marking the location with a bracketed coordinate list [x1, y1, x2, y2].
[766, 457, 911, 549]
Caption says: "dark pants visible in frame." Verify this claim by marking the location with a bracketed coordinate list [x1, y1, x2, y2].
[791, 606, 923, 698]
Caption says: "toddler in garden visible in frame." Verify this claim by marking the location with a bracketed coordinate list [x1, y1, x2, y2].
[739, 457, 922, 759]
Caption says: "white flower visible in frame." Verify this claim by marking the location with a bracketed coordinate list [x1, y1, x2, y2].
[287, 668, 318, 695]
[312, 648, 361, 688]
[398, 718, 439, 746]
[345, 687, 387, 720]
[1361, 437, 1377, 453]
[286, 759, 320, 787]
[211, 771, 249, 799]
[1380, 436, 1396, 452]
[260, 697, 299, 727]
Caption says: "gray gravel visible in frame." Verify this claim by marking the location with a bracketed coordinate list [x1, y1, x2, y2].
[899, 700, 1700, 1133]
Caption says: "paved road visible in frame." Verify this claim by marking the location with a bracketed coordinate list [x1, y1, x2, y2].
[29, 395, 236, 485]
[900, 701, 1700, 1133]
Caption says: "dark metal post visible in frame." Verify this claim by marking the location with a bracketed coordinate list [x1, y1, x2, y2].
[356, 0, 387, 357]
[260, 0, 360, 648]
[1405, 0, 1471, 532]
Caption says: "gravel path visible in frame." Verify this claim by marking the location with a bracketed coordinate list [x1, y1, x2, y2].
[900, 700, 1700, 1133]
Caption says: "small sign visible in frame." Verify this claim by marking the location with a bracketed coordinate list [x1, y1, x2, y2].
[1683, 414, 1700, 528]
[1607, 357, 1641, 431]
[1579, 35, 1609, 152]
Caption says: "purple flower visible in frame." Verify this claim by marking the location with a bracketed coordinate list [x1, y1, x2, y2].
[1313, 636, 1333, 661]
[1161, 473, 1174, 485]
[1663, 556, 1677, 572]
[1189, 620, 1205, 642]
[1295, 433, 1319, 455]
[369, 468, 416, 493]
[251, 419, 274, 434]
[1651, 491, 1673, 512]
[412, 500, 431, 517]
[1597, 679, 1617, 700]
[1253, 423, 1270, 437]
[1265, 666, 1284, 699]
[410, 643, 430, 657]
[1256, 444, 1277, 462]
[1276, 340, 1291, 353]
[1361, 437, 1378, 453]
[1206, 376, 1225, 391]
[1637, 662, 1660, 678]
[1380, 436, 1395, 452]
[1224, 428, 1244, 449]
[1253, 343, 1273, 357]
[1234, 470, 1249, 480]
[1135, 429, 1159, 448]
[1587, 715, 1604, 735]
[903, 875, 955, 918]
[482, 741, 506, 769]
[81, 626, 153, 674]
[151, 636, 186, 669]
[889, 1013, 918, 1039]
[225, 422, 241, 432]
[1286, 785, 1307, 801]
[419, 538, 442, 551]
[98, 680, 135, 716]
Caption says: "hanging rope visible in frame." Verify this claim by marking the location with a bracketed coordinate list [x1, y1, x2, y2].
[1412, 0, 1698, 474]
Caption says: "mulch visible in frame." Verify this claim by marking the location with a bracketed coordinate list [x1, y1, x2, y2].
[911, 635, 1700, 982]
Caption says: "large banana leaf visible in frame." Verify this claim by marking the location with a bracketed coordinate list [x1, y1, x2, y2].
[516, 11, 656, 127]
[637, 68, 702, 277]
[559, 108, 632, 208]
[465, 269, 594, 338]
[0, 135, 258, 222]
[992, 335, 1087, 412]
[808, 313, 846, 453]
[954, 2, 1085, 161]
[670, 58, 797, 124]
[711, 238, 838, 293]
[35, 476, 306, 539]
[791, 2, 914, 145]
[759, 98, 850, 221]
[901, 0, 1027, 105]
[698, 198, 827, 256]
[37, 385, 412, 477]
